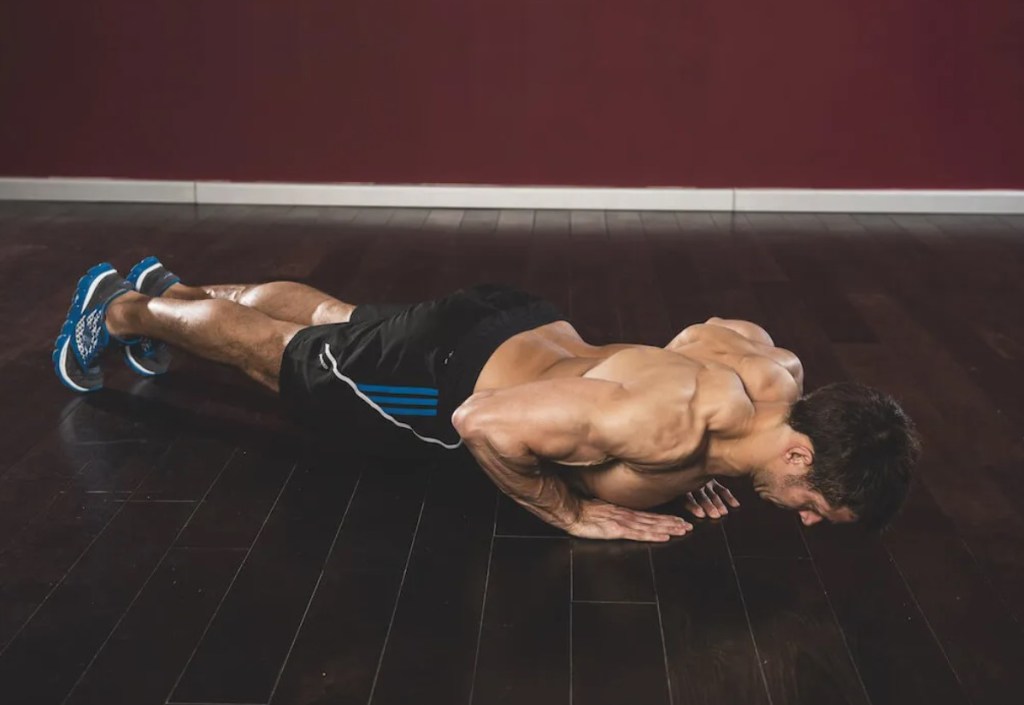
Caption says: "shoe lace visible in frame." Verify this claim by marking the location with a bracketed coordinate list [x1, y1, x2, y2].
[75, 309, 105, 365]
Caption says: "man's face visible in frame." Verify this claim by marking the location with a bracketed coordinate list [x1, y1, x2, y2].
[758, 478, 858, 526]
[753, 454, 858, 526]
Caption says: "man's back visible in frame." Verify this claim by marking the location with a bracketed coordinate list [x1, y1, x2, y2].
[464, 317, 805, 509]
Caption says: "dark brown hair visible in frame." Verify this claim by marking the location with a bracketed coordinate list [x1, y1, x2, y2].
[788, 382, 921, 531]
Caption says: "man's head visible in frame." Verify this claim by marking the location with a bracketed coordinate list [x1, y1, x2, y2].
[754, 382, 921, 530]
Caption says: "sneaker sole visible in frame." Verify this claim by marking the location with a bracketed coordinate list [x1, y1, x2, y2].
[52, 333, 96, 392]
[53, 263, 116, 392]
[71, 264, 117, 315]
[123, 345, 163, 377]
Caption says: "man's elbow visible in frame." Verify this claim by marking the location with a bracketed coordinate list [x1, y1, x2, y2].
[451, 392, 494, 440]
[451, 405, 476, 438]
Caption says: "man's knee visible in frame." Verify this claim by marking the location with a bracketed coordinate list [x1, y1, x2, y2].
[237, 283, 273, 308]
[311, 299, 353, 325]
[236, 281, 311, 309]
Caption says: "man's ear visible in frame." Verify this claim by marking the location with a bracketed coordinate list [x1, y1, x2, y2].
[785, 445, 813, 468]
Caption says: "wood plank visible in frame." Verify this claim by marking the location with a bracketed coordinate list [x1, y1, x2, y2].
[129, 435, 235, 501]
[678, 212, 768, 323]
[651, 525, 770, 705]
[168, 456, 360, 704]
[472, 537, 571, 705]
[573, 602, 670, 705]
[0, 356, 84, 476]
[572, 540, 656, 603]
[528, 210, 572, 317]
[735, 556, 869, 705]
[369, 457, 496, 705]
[471, 209, 533, 290]
[804, 523, 969, 705]
[0, 437, 175, 646]
[175, 445, 295, 549]
[0, 492, 123, 649]
[266, 460, 428, 705]
[63, 548, 245, 705]
[0, 502, 194, 704]
[753, 214, 877, 344]
[605, 210, 673, 345]
[721, 479, 808, 559]
[642, 211, 709, 328]
[881, 489, 1024, 705]
[569, 210, 616, 344]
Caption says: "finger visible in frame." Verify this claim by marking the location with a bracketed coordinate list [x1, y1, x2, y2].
[616, 511, 692, 534]
[620, 528, 673, 543]
[709, 491, 729, 516]
[683, 492, 706, 518]
[720, 487, 741, 508]
[710, 480, 741, 507]
[610, 506, 685, 525]
[652, 517, 692, 535]
[698, 488, 721, 519]
[647, 513, 693, 533]
[594, 521, 663, 542]
[607, 509, 666, 527]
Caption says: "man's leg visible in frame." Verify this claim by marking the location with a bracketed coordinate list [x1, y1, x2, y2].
[106, 292, 301, 391]
[160, 280, 356, 327]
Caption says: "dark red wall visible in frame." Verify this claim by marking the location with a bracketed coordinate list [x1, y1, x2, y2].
[2, 1, 1022, 188]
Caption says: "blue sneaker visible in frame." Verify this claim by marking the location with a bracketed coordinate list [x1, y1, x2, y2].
[52, 263, 134, 392]
[123, 256, 180, 376]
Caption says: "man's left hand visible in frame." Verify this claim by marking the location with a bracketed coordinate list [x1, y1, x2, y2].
[683, 479, 740, 519]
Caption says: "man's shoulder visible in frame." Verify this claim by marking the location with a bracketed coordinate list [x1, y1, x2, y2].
[736, 353, 803, 402]
[689, 365, 758, 434]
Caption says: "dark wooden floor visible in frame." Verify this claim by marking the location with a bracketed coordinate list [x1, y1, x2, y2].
[1, 202, 1023, 705]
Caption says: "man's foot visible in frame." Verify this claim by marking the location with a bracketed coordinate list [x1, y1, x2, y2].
[52, 263, 134, 392]
[123, 256, 180, 376]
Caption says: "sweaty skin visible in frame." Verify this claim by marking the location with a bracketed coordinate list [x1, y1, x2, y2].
[452, 317, 808, 541]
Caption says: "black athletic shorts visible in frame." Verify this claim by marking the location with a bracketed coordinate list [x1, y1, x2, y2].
[278, 284, 567, 458]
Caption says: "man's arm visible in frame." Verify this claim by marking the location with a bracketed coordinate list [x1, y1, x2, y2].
[451, 377, 693, 542]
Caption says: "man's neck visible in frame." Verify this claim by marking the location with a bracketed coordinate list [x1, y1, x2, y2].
[704, 402, 793, 479]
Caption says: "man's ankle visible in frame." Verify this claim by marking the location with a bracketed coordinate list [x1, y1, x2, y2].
[105, 291, 144, 339]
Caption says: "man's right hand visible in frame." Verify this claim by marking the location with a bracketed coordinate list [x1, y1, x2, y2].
[565, 499, 693, 542]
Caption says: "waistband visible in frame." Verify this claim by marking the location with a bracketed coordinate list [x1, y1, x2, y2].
[442, 300, 567, 409]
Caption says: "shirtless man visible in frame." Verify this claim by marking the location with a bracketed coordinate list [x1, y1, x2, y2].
[54, 259, 920, 541]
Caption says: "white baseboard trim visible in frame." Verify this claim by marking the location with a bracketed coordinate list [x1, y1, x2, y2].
[2, 177, 1023, 214]
[734, 188, 1024, 214]
[0, 178, 194, 203]
[195, 181, 735, 211]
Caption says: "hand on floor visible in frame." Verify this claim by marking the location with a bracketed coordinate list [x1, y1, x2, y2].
[566, 499, 693, 542]
[683, 479, 740, 519]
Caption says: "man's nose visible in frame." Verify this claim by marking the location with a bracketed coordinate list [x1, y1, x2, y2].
[799, 511, 822, 526]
